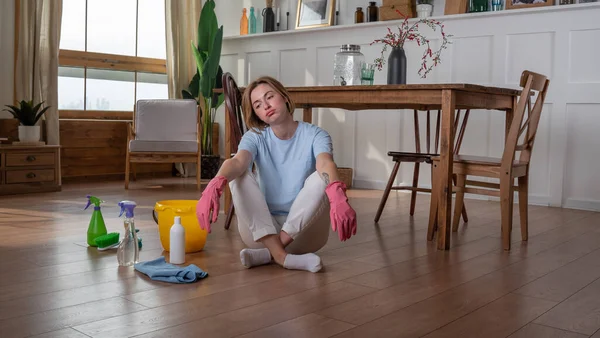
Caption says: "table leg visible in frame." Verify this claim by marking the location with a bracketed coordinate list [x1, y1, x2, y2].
[303, 107, 312, 124]
[436, 90, 456, 250]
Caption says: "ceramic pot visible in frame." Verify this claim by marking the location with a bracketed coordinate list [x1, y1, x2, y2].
[18, 125, 40, 143]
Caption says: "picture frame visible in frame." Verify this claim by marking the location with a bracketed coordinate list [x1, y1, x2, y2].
[505, 0, 554, 10]
[295, 0, 336, 29]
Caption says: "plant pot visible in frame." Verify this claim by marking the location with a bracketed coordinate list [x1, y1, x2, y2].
[18, 125, 41, 143]
[387, 47, 407, 85]
[201, 154, 221, 179]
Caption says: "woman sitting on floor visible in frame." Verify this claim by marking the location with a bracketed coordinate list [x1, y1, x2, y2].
[196, 76, 357, 273]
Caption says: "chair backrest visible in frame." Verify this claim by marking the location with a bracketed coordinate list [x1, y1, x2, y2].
[134, 99, 199, 142]
[222, 72, 246, 155]
[412, 109, 470, 155]
[502, 70, 550, 168]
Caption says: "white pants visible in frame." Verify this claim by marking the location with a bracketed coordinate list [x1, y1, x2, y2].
[229, 171, 330, 254]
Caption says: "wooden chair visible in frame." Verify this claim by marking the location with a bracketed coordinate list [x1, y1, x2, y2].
[374, 108, 471, 223]
[125, 99, 202, 190]
[430, 70, 550, 250]
[222, 72, 247, 230]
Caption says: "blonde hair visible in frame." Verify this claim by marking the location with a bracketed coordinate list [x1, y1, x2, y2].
[242, 76, 296, 131]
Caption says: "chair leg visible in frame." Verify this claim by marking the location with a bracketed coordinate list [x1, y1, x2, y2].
[224, 204, 235, 230]
[461, 204, 469, 223]
[131, 163, 137, 181]
[427, 162, 440, 241]
[410, 163, 420, 216]
[196, 159, 202, 190]
[452, 174, 466, 232]
[196, 169, 201, 190]
[518, 174, 529, 241]
[500, 175, 514, 251]
[452, 175, 469, 222]
[375, 161, 401, 223]
[125, 155, 131, 189]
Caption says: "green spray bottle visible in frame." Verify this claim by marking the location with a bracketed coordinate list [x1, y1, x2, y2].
[84, 195, 108, 246]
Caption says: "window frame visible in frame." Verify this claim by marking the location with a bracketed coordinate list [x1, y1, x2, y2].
[57, 0, 168, 120]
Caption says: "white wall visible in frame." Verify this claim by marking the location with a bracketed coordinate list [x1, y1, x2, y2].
[0, 0, 15, 119]
[216, 3, 600, 211]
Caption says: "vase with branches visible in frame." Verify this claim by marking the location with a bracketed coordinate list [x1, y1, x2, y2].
[370, 10, 452, 83]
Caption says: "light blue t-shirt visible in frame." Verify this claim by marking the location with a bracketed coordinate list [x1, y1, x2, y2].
[237, 121, 333, 215]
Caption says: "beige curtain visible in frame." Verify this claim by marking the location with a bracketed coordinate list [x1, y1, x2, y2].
[15, 0, 62, 146]
[165, 0, 201, 100]
[165, 0, 202, 177]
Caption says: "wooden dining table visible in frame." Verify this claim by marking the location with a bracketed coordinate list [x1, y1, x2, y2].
[221, 84, 521, 250]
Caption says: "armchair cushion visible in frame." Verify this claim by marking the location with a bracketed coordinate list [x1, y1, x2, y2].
[134, 99, 198, 142]
[129, 140, 198, 153]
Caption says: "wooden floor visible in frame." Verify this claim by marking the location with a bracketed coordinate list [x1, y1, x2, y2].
[0, 177, 599, 338]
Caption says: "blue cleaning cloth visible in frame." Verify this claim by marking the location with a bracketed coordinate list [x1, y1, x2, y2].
[134, 257, 208, 283]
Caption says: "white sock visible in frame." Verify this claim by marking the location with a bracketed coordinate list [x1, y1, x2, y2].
[240, 248, 272, 268]
[283, 253, 322, 273]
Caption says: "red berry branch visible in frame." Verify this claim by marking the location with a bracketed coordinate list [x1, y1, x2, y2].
[370, 10, 452, 78]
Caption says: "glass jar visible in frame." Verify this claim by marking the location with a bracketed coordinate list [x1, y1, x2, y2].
[333, 44, 365, 86]
[367, 2, 378, 22]
[355, 7, 364, 23]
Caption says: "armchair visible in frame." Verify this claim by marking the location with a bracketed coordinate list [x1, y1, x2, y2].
[125, 99, 202, 189]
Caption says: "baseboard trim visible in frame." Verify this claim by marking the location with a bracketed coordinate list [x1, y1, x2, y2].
[564, 198, 600, 212]
[352, 178, 559, 208]
[352, 179, 389, 190]
[62, 171, 172, 183]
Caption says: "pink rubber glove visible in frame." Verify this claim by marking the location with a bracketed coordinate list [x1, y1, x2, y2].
[325, 181, 357, 241]
[196, 176, 228, 233]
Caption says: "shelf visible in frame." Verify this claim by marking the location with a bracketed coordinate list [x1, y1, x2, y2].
[223, 2, 599, 41]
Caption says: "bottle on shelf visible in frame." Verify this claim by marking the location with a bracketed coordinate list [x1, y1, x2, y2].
[256, 8, 263, 33]
[355, 7, 364, 23]
[263, 0, 276, 32]
[240, 8, 248, 35]
[491, 0, 503, 11]
[469, 0, 489, 12]
[367, 2, 378, 22]
[249, 7, 257, 34]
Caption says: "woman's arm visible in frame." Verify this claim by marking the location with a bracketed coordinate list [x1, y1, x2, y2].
[215, 150, 253, 182]
[316, 152, 357, 242]
[315, 152, 340, 184]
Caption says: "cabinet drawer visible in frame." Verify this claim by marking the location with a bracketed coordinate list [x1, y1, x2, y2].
[6, 153, 55, 167]
[6, 169, 55, 184]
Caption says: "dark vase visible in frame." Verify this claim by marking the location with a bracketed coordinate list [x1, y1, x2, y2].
[201, 154, 221, 179]
[262, 7, 275, 32]
[387, 47, 407, 85]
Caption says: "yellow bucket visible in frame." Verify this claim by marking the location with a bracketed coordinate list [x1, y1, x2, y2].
[153, 200, 207, 253]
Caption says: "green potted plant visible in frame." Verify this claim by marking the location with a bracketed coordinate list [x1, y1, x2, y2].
[3, 100, 50, 143]
[182, 0, 224, 179]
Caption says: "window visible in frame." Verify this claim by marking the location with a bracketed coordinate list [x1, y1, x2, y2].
[59, 0, 167, 119]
